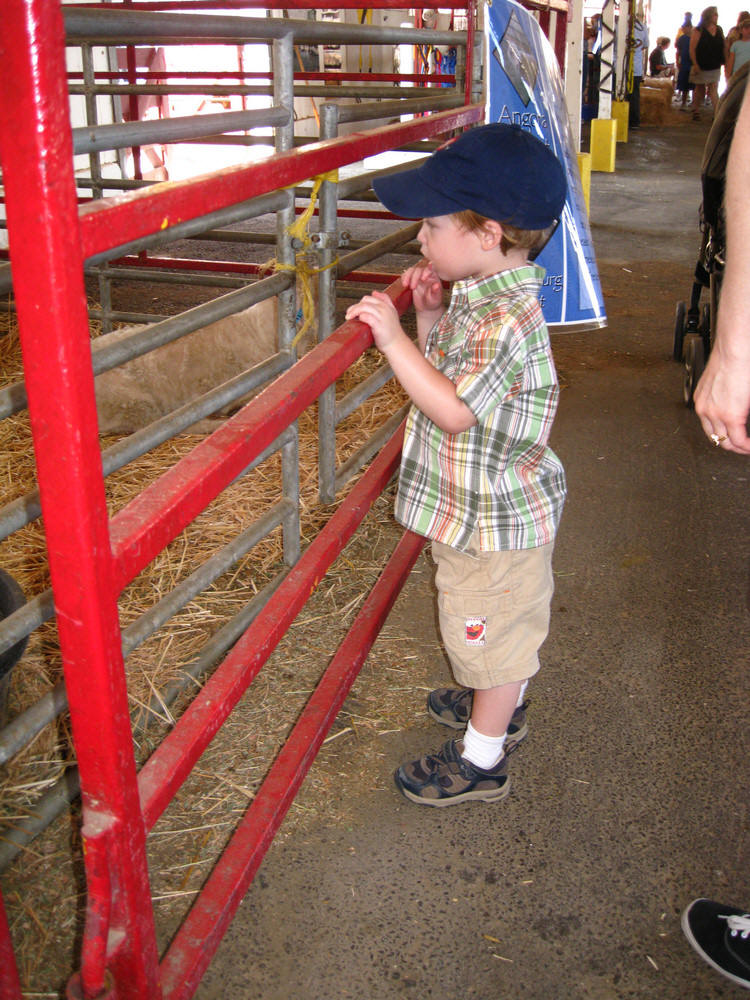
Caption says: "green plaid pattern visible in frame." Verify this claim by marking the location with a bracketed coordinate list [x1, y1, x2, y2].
[394, 266, 566, 551]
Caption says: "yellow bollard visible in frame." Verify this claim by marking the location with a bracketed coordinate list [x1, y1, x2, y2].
[577, 152, 592, 215]
[612, 100, 629, 142]
[590, 118, 617, 173]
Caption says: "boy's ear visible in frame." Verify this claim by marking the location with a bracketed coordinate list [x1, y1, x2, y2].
[479, 219, 504, 250]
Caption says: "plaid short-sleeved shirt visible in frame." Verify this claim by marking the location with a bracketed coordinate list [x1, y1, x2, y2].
[394, 265, 566, 551]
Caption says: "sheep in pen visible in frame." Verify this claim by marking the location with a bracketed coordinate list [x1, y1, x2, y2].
[94, 284, 316, 434]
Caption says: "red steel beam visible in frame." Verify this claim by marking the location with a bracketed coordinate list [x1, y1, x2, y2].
[77, 103, 484, 262]
[0, 2, 160, 997]
[112, 254, 263, 274]
[554, 8, 568, 75]
[336, 208, 401, 219]
[340, 270, 400, 283]
[108, 281, 411, 594]
[0, 886, 22, 1000]
[158, 525, 426, 1000]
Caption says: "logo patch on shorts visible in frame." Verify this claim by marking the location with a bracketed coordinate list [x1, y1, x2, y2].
[465, 617, 486, 646]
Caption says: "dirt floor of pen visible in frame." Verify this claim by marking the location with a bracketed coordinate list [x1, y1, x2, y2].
[6, 114, 750, 998]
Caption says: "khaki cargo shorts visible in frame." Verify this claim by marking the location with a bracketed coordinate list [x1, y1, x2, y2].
[432, 538, 554, 689]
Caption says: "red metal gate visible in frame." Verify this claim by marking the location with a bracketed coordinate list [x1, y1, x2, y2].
[0, 2, 485, 995]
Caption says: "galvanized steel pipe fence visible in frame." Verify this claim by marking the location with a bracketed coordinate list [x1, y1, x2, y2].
[0, 1, 484, 996]
[0, 4, 476, 798]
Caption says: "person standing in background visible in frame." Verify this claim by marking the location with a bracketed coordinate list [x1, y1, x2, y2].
[676, 20, 695, 106]
[677, 10, 694, 39]
[628, 12, 649, 128]
[690, 6, 725, 120]
[726, 17, 750, 76]
[725, 9, 750, 59]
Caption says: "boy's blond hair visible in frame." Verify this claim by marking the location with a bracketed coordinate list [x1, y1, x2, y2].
[452, 208, 554, 256]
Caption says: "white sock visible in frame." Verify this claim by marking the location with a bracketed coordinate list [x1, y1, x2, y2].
[517, 680, 528, 707]
[461, 720, 506, 770]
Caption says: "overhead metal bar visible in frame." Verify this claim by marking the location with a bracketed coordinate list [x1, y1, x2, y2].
[63, 8, 466, 47]
[70, 82, 458, 100]
[71, 105, 290, 154]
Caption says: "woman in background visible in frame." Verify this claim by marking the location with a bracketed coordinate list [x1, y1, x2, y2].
[726, 17, 750, 76]
[689, 6, 725, 119]
[676, 23, 694, 106]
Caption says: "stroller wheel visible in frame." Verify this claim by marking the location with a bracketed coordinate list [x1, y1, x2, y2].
[673, 301, 687, 361]
[683, 333, 705, 408]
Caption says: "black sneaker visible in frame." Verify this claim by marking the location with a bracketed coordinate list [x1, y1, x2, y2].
[427, 687, 529, 747]
[681, 898, 750, 989]
[394, 738, 510, 807]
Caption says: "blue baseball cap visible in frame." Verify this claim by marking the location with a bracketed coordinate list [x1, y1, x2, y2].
[372, 123, 567, 230]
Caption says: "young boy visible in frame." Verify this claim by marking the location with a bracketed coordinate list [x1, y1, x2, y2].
[345, 124, 567, 807]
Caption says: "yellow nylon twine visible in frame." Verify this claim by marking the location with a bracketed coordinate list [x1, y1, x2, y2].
[264, 170, 339, 349]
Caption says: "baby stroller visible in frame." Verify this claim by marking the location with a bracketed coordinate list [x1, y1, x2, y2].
[674, 62, 750, 406]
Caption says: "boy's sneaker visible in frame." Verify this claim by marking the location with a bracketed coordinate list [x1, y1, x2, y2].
[681, 898, 750, 989]
[394, 738, 510, 807]
[427, 687, 529, 747]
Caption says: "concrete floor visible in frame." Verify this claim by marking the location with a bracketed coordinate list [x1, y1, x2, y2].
[195, 120, 750, 999]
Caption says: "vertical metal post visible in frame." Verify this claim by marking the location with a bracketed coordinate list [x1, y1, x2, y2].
[82, 43, 103, 201]
[125, 41, 144, 182]
[274, 32, 301, 565]
[317, 102, 340, 505]
[554, 10, 568, 76]
[274, 33, 296, 355]
[465, 0, 477, 105]
[82, 41, 114, 333]
[565, 0, 585, 150]
[107, 43, 129, 179]
[455, 24, 466, 100]
[616, 0, 631, 101]
[0, 3, 160, 997]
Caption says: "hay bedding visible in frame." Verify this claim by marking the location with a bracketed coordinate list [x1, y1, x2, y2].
[0, 303, 439, 991]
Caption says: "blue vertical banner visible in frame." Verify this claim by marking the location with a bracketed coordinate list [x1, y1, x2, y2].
[486, 0, 606, 331]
